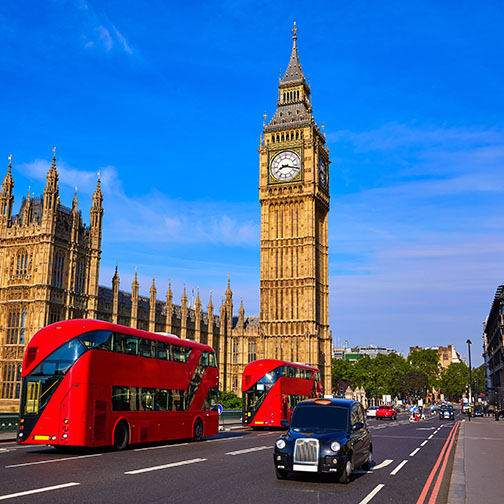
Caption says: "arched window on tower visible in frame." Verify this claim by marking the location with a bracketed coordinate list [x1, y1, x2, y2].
[75, 260, 86, 293]
[16, 250, 28, 276]
[53, 252, 65, 288]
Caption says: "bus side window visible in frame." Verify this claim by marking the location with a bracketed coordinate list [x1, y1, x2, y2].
[139, 388, 155, 411]
[112, 386, 135, 411]
[113, 333, 125, 353]
[208, 352, 217, 367]
[154, 389, 169, 411]
[124, 335, 138, 355]
[156, 341, 169, 360]
[139, 338, 154, 358]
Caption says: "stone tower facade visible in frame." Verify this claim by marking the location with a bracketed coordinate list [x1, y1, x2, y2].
[0, 152, 103, 411]
[258, 25, 332, 392]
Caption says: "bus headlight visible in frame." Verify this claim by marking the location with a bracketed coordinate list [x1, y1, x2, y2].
[276, 439, 286, 450]
[330, 441, 341, 452]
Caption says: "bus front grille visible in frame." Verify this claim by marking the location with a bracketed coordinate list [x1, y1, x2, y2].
[294, 438, 319, 464]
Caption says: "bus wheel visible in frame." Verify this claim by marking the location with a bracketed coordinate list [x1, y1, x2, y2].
[113, 421, 129, 451]
[193, 418, 203, 442]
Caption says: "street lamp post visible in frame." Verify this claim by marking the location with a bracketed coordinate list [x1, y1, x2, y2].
[467, 339, 473, 422]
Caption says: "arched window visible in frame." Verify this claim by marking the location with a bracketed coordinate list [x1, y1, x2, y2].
[53, 252, 65, 288]
[75, 260, 86, 293]
[7, 307, 27, 344]
[16, 250, 28, 276]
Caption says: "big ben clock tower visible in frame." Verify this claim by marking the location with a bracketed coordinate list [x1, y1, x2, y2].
[258, 24, 332, 393]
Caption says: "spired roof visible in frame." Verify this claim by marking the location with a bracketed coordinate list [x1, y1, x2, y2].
[280, 23, 305, 86]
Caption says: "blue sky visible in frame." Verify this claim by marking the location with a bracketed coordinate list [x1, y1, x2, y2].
[2, 1, 504, 364]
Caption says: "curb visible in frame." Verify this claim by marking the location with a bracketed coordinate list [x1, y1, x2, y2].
[447, 420, 465, 504]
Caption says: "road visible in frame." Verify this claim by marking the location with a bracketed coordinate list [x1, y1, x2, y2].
[0, 412, 460, 504]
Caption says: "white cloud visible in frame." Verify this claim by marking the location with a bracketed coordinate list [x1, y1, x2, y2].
[76, 0, 134, 55]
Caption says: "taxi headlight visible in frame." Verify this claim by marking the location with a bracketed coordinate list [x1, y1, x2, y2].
[276, 439, 286, 450]
[330, 441, 341, 452]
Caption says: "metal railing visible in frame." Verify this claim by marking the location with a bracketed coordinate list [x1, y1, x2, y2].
[0, 413, 19, 432]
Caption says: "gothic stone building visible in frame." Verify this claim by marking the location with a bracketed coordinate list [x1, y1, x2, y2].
[0, 155, 259, 411]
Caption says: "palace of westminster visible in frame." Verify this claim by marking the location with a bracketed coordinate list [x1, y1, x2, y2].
[0, 27, 332, 412]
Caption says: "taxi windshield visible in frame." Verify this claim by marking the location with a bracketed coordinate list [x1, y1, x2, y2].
[291, 405, 348, 431]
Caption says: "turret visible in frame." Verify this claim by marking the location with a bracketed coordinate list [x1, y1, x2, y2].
[112, 264, 119, 324]
[149, 274, 157, 332]
[165, 280, 173, 333]
[130, 269, 139, 328]
[42, 149, 59, 230]
[0, 155, 14, 226]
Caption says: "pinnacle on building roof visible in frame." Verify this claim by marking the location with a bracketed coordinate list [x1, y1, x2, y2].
[112, 263, 119, 282]
[72, 187, 78, 212]
[2, 156, 14, 193]
[92, 172, 103, 206]
[239, 296, 244, 315]
[150, 273, 156, 292]
[45, 147, 59, 191]
[280, 22, 306, 86]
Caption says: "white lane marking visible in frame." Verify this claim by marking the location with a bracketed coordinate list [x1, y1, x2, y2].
[409, 448, 420, 457]
[358, 484, 385, 504]
[226, 446, 272, 456]
[125, 457, 206, 475]
[134, 442, 188, 452]
[6, 453, 102, 468]
[0, 482, 80, 501]
[420, 440, 428, 446]
[416, 427, 435, 430]
[373, 459, 393, 470]
[257, 432, 278, 436]
[390, 460, 408, 475]
[428, 434, 434, 439]
[205, 436, 244, 443]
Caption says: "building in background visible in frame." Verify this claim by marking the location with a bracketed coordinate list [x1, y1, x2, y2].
[483, 284, 504, 407]
[333, 342, 399, 360]
[408, 345, 463, 369]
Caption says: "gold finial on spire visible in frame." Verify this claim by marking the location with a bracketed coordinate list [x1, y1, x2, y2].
[52, 147, 56, 154]
[292, 21, 298, 40]
[8, 154, 12, 165]
[97, 170, 101, 180]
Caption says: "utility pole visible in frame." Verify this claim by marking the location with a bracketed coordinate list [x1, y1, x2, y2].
[467, 339, 473, 422]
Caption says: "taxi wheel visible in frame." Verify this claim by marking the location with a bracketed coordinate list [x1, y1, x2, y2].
[339, 455, 353, 484]
[275, 468, 288, 480]
[362, 450, 373, 471]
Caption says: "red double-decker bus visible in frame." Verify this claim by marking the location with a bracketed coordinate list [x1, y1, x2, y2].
[242, 359, 322, 428]
[17, 319, 219, 450]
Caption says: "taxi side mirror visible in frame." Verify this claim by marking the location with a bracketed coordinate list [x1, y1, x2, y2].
[352, 421, 364, 431]
[280, 419, 290, 429]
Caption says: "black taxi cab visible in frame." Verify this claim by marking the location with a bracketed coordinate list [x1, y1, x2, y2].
[273, 398, 372, 483]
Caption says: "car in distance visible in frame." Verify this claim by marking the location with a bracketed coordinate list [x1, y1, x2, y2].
[273, 398, 372, 484]
[366, 406, 379, 418]
[472, 407, 483, 417]
[375, 405, 397, 421]
[439, 404, 455, 420]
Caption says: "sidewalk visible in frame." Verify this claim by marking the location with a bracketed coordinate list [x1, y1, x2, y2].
[448, 417, 504, 504]
[0, 431, 16, 442]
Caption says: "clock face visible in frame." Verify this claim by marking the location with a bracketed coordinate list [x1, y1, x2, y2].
[318, 157, 327, 188]
[270, 151, 301, 182]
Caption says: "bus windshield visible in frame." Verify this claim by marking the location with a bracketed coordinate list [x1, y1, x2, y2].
[23, 338, 87, 416]
[244, 366, 283, 413]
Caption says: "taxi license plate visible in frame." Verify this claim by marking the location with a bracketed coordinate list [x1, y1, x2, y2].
[293, 464, 318, 472]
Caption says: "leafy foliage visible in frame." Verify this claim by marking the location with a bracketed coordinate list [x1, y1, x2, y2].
[219, 390, 241, 409]
[440, 362, 469, 400]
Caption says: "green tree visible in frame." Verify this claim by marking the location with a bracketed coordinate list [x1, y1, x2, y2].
[408, 349, 441, 389]
[332, 358, 353, 392]
[400, 369, 429, 400]
[439, 362, 469, 400]
[219, 390, 241, 409]
[472, 365, 485, 396]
